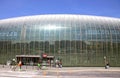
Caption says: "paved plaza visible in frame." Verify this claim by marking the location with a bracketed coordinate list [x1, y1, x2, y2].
[0, 65, 120, 78]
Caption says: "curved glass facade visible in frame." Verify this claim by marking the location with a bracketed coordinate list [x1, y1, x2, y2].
[0, 15, 120, 66]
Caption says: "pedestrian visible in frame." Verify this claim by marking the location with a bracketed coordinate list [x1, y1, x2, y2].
[47, 60, 50, 67]
[11, 59, 17, 71]
[59, 59, 62, 68]
[18, 61, 22, 70]
[55, 59, 58, 67]
[37, 62, 41, 70]
[105, 61, 110, 69]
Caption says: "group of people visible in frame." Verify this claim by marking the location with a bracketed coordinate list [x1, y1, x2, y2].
[10, 58, 63, 71]
[55, 59, 62, 68]
[11, 58, 110, 71]
[37, 58, 62, 69]
[11, 59, 22, 71]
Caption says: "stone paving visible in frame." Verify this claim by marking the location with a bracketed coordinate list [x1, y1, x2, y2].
[0, 65, 120, 78]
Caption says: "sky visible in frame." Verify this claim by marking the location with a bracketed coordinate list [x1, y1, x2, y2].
[0, 0, 120, 19]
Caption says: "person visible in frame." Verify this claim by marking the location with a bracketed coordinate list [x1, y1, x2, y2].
[11, 59, 17, 71]
[18, 61, 22, 70]
[51, 60, 54, 67]
[37, 62, 41, 70]
[105, 61, 110, 69]
[59, 59, 62, 68]
[47, 60, 50, 67]
[55, 59, 59, 68]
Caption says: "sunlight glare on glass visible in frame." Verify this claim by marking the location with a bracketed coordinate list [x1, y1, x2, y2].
[44, 25, 63, 30]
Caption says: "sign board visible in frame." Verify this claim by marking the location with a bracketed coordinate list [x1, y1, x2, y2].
[42, 53, 47, 58]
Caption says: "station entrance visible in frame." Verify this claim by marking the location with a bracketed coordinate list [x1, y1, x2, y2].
[16, 54, 55, 66]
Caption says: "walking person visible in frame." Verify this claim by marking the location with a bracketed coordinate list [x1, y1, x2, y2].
[18, 60, 22, 70]
[59, 59, 62, 68]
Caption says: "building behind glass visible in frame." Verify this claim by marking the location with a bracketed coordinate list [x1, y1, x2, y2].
[0, 14, 120, 66]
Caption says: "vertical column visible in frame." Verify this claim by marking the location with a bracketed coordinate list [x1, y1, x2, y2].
[20, 24, 26, 55]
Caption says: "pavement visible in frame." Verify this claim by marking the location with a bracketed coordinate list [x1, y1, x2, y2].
[0, 65, 120, 78]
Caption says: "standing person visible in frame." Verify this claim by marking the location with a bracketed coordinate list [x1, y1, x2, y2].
[18, 61, 22, 70]
[37, 62, 41, 70]
[11, 59, 17, 71]
[105, 61, 110, 69]
[55, 59, 59, 68]
[47, 60, 50, 67]
[59, 59, 62, 68]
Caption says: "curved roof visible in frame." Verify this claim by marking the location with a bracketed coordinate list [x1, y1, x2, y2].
[0, 14, 120, 26]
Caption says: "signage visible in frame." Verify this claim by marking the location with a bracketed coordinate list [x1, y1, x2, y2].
[42, 53, 47, 58]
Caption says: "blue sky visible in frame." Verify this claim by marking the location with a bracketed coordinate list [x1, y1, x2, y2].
[0, 0, 120, 19]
